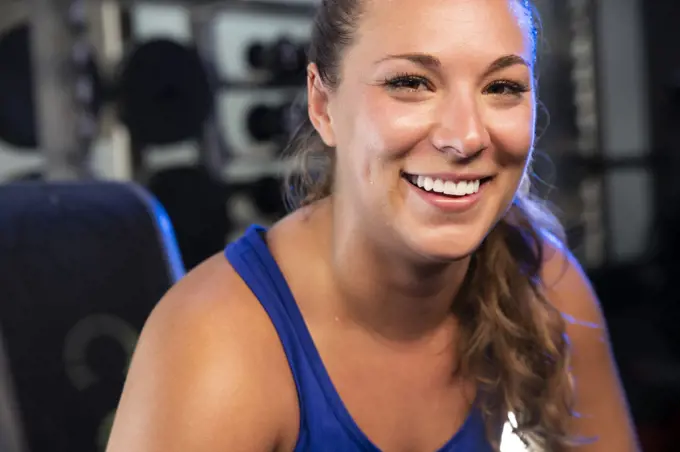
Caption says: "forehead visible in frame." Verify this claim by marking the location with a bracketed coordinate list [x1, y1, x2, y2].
[353, 0, 533, 65]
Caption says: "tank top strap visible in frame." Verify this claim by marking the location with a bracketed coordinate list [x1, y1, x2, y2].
[224, 225, 311, 384]
[225, 225, 329, 450]
[225, 225, 381, 450]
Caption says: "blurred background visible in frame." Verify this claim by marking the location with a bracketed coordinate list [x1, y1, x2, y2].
[0, 0, 675, 450]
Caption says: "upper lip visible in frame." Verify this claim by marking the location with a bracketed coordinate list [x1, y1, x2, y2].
[402, 171, 494, 182]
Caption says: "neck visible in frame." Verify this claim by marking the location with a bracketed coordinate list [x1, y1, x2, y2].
[319, 198, 471, 342]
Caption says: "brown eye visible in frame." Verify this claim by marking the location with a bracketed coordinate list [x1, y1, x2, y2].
[484, 80, 529, 97]
[384, 75, 431, 92]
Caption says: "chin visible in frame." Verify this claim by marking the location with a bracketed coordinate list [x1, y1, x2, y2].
[401, 225, 490, 264]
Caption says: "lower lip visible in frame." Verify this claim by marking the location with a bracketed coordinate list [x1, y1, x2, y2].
[405, 178, 486, 213]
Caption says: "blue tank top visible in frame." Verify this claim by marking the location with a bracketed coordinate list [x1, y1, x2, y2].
[225, 225, 494, 451]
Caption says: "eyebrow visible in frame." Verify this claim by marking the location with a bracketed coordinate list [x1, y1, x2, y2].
[483, 54, 530, 77]
[376, 53, 530, 76]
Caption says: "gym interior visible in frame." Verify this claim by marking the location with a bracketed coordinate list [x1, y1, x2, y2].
[0, 0, 677, 450]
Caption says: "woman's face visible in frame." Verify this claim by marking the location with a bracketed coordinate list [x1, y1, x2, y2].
[309, 0, 536, 261]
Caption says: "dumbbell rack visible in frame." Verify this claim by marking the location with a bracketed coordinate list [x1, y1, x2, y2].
[0, 0, 130, 182]
[0, 0, 316, 181]
[189, 0, 316, 240]
[194, 0, 315, 180]
[29, 0, 99, 181]
[0, 1, 87, 182]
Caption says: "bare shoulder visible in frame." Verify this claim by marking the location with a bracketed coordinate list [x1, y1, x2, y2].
[539, 233, 612, 331]
[539, 233, 639, 451]
[538, 233, 599, 322]
[106, 253, 299, 452]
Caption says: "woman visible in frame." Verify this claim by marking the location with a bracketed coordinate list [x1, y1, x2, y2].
[106, 0, 638, 450]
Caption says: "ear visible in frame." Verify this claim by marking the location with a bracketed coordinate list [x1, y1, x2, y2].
[307, 63, 336, 147]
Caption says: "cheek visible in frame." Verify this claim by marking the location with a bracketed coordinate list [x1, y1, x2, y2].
[334, 89, 434, 190]
[486, 104, 535, 164]
[345, 90, 433, 162]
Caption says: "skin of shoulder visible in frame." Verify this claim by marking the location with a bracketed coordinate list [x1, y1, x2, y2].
[540, 234, 640, 451]
[105, 254, 300, 452]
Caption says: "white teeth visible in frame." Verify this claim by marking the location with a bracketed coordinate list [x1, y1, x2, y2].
[412, 175, 481, 196]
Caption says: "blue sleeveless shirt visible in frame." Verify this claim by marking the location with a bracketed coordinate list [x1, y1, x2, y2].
[225, 225, 494, 451]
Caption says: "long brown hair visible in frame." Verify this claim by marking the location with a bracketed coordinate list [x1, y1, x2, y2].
[283, 0, 576, 449]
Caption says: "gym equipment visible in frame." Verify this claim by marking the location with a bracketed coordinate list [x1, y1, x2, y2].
[116, 38, 213, 147]
[211, 8, 313, 84]
[0, 181, 184, 452]
[0, 24, 37, 149]
[247, 100, 305, 145]
[247, 37, 307, 84]
[566, 0, 605, 269]
[147, 166, 232, 270]
[0, 22, 212, 151]
[0, 23, 103, 149]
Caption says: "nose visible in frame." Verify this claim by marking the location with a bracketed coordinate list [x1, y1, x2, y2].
[429, 92, 490, 160]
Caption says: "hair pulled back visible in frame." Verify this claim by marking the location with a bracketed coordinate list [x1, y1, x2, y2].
[284, 1, 576, 449]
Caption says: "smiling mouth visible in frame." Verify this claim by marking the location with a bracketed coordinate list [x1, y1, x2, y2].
[401, 173, 493, 197]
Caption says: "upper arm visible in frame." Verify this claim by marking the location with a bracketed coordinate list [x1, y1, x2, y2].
[106, 256, 295, 452]
[540, 238, 639, 451]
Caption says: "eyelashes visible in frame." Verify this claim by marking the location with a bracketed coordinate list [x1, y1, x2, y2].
[382, 72, 530, 97]
[383, 73, 432, 92]
[484, 79, 531, 96]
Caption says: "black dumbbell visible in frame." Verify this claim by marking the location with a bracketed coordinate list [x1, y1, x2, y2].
[247, 37, 307, 83]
